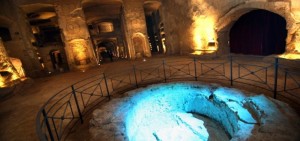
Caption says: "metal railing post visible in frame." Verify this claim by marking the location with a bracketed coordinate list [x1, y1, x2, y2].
[103, 73, 110, 100]
[194, 57, 198, 81]
[163, 60, 167, 82]
[42, 109, 55, 141]
[273, 58, 279, 99]
[230, 56, 233, 86]
[71, 85, 83, 123]
[133, 65, 138, 88]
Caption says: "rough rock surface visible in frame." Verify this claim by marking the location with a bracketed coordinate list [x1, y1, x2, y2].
[89, 81, 300, 141]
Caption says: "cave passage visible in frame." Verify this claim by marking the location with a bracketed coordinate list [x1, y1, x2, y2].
[230, 9, 287, 55]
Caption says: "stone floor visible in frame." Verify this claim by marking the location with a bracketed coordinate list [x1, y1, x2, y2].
[0, 56, 172, 141]
[0, 55, 299, 141]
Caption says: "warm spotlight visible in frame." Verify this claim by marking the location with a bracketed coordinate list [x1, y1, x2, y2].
[69, 39, 90, 65]
[192, 16, 217, 55]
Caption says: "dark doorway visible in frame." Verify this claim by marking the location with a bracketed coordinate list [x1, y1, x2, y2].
[97, 41, 115, 62]
[145, 10, 164, 54]
[0, 27, 12, 41]
[230, 9, 287, 55]
[49, 50, 63, 70]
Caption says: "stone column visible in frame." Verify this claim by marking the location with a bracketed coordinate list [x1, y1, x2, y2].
[55, 0, 96, 71]
[122, 0, 151, 59]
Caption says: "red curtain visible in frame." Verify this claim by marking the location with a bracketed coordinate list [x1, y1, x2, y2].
[230, 10, 287, 55]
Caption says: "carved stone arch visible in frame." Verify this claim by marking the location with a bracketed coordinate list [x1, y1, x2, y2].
[217, 4, 294, 32]
[215, 2, 296, 55]
[132, 32, 147, 58]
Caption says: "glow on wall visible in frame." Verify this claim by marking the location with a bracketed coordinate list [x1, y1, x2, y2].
[279, 52, 300, 60]
[10, 58, 26, 78]
[279, 34, 300, 60]
[99, 22, 114, 33]
[191, 15, 217, 55]
[70, 39, 90, 65]
[189, 0, 219, 55]
[0, 38, 20, 87]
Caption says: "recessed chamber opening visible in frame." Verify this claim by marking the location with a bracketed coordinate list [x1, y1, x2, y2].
[230, 9, 287, 56]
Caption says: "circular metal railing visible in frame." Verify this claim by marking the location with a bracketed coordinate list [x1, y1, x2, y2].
[36, 56, 300, 141]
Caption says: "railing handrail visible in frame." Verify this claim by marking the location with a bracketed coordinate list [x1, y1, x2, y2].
[36, 55, 300, 141]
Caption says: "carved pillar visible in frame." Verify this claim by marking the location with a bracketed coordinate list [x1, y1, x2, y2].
[122, 0, 151, 59]
[55, 0, 96, 71]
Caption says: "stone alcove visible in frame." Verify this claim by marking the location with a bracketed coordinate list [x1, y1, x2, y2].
[216, 2, 297, 56]
[230, 9, 287, 55]
[132, 33, 147, 58]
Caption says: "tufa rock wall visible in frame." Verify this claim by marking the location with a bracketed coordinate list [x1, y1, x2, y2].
[160, 0, 300, 56]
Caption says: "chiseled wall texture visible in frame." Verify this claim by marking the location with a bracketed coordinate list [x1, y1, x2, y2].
[122, 0, 151, 59]
[2, 0, 300, 77]
[160, 0, 300, 55]
[55, 0, 97, 71]
[0, 0, 42, 77]
[290, 0, 300, 53]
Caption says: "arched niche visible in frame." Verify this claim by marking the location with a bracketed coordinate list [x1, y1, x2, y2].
[132, 33, 147, 58]
[215, 2, 296, 55]
[230, 9, 287, 56]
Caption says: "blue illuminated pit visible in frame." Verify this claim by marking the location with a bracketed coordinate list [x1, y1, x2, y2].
[124, 82, 254, 141]
[89, 82, 300, 141]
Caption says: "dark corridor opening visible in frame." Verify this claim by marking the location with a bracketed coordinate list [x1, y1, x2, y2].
[230, 9, 287, 56]
[145, 10, 165, 54]
[49, 50, 63, 70]
[97, 41, 115, 62]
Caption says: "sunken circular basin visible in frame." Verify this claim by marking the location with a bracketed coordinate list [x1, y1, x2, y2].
[89, 82, 300, 141]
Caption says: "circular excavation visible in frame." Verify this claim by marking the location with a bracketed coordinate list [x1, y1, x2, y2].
[89, 82, 300, 141]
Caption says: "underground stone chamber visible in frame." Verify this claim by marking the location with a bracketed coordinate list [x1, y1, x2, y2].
[89, 82, 300, 141]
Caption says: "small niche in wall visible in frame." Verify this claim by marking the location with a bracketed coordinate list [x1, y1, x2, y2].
[0, 27, 12, 41]
[98, 22, 114, 33]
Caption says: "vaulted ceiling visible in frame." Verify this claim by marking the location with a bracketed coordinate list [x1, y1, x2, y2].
[82, 0, 161, 23]
[16, 0, 161, 28]
[20, 3, 57, 27]
[82, 0, 123, 23]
